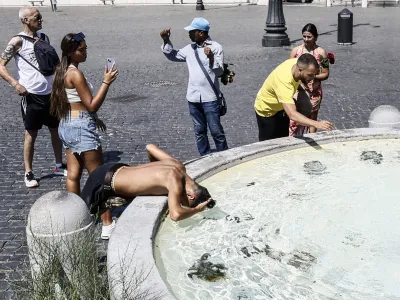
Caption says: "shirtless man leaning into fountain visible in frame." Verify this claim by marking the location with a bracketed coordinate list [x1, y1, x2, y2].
[81, 144, 214, 239]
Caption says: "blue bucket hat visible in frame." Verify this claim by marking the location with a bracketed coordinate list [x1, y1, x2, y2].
[184, 17, 210, 32]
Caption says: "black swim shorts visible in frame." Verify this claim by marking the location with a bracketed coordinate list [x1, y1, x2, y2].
[81, 162, 128, 214]
[21, 93, 59, 130]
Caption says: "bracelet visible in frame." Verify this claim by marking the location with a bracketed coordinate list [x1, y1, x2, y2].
[102, 81, 110, 86]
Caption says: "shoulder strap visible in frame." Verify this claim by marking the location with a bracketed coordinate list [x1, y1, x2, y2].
[39, 33, 50, 44]
[64, 66, 77, 77]
[14, 34, 44, 74]
[192, 44, 220, 99]
[16, 34, 48, 43]
[14, 45, 41, 73]
[15, 34, 36, 43]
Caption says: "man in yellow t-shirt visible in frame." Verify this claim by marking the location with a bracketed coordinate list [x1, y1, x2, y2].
[254, 53, 333, 141]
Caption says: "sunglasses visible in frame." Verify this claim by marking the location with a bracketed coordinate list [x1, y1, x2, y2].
[29, 14, 42, 21]
[70, 32, 85, 44]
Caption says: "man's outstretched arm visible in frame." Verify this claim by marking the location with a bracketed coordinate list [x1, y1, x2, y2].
[168, 190, 202, 221]
[160, 29, 187, 62]
[146, 144, 188, 178]
[146, 144, 176, 162]
[167, 171, 209, 221]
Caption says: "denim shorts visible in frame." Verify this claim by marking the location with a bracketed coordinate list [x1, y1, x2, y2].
[58, 111, 101, 154]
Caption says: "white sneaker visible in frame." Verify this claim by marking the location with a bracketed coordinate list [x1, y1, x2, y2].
[25, 171, 39, 188]
[54, 163, 67, 176]
[101, 220, 116, 240]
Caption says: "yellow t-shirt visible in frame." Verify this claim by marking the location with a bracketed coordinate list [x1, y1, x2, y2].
[254, 58, 300, 117]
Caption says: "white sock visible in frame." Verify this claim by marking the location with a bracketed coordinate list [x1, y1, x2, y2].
[103, 220, 115, 227]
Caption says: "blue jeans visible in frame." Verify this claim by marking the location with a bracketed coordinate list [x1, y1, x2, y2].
[188, 100, 228, 156]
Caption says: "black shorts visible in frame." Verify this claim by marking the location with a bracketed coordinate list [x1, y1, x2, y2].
[256, 110, 290, 141]
[81, 162, 128, 214]
[21, 93, 59, 130]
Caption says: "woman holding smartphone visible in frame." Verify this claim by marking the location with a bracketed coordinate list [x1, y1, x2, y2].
[50, 32, 118, 239]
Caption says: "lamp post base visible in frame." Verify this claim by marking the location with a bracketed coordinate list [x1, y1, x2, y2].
[262, 32, 290, 47]
[196, 3, 205, 10]
[262, 0, 290, 47]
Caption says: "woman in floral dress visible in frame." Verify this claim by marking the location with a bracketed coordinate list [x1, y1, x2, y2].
[289, 23, 331, 136]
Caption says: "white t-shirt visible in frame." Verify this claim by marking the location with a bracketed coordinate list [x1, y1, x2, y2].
[14, 32, 53, 95]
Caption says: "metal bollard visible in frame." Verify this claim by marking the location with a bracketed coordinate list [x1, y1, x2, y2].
[26, 191, 94, 298]
[337, 8, 353, 45]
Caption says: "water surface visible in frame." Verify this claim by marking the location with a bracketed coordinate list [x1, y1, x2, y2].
[155, 139, 400, 300]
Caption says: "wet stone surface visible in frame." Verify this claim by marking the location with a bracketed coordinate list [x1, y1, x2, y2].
[360, 151, 383, 164]
[303, 160, 328, 175]
[226, 212, 254, 223]
[287, 251, 317, 271]
[187, 253, 227, 282]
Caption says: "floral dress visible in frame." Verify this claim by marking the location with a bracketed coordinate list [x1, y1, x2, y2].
[289, 45, 323, 136]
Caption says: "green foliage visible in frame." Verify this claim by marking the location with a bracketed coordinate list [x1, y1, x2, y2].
[7, 227, 163, 300]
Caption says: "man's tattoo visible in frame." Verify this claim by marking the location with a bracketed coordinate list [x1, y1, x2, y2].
[0, 43, 16, 61]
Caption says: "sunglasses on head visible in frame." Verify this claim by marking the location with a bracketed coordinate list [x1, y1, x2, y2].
[70, 32, 85, 44]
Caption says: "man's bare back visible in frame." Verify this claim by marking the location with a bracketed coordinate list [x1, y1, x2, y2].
[81, 144, 214, 223]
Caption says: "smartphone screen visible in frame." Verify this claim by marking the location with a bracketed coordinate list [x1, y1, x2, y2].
[106, 57, 116, 71]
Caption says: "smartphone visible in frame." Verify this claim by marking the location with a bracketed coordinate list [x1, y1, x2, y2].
[106, 57, 116, 71]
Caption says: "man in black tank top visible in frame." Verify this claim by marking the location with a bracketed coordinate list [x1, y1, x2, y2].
[82, 144, 215, 240]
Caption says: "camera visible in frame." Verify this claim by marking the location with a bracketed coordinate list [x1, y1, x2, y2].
[207, 199, 216, 209]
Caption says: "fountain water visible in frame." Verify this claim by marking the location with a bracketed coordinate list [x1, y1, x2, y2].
[155, 138, 400, 300]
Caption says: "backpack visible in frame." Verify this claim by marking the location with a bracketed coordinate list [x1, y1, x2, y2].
[15, 33, 60, 76]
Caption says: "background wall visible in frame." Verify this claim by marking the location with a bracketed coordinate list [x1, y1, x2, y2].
[0, 0, 256, 6]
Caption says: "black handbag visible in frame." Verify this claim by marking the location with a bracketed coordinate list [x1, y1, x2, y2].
[193, 45, 227, 116]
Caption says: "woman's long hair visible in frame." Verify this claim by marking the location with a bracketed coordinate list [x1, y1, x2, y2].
[302, 23, 318, 39]
[50, 33, 81, 120]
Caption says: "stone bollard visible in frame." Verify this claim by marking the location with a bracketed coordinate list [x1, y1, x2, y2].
[368, 105, 400, 128]
[26, 191, 93, 298]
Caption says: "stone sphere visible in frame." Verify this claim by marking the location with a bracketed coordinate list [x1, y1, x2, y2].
[368, 105, 400, 128]
[27, 191, 92, 236]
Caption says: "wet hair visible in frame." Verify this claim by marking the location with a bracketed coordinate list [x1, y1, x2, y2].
[50, 33, 83, 120]
[302, 23, 318, 39]
[190, 183, 212, 208]
[297, 53, 319, 70]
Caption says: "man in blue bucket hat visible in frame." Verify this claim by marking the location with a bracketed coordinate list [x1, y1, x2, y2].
[160, 18, 228, 156]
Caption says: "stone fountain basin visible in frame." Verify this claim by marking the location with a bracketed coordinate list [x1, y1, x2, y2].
[107, 128, 400, 300]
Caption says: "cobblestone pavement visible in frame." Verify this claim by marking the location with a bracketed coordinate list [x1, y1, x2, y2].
[0, 4, 399, 298]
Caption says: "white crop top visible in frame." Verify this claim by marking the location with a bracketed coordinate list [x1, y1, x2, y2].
[65, 65, 94, 103]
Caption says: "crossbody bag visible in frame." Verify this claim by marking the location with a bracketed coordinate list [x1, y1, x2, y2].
[192, 45, 227, 116]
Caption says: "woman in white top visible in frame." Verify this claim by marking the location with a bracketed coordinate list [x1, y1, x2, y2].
[50, 32, 118, 239]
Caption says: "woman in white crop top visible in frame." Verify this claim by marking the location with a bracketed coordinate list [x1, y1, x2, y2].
[50, 33, 118, 238]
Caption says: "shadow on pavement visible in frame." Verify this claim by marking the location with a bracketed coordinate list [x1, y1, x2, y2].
[290, 22, 376, 44]
[104, 150, 124, 163]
